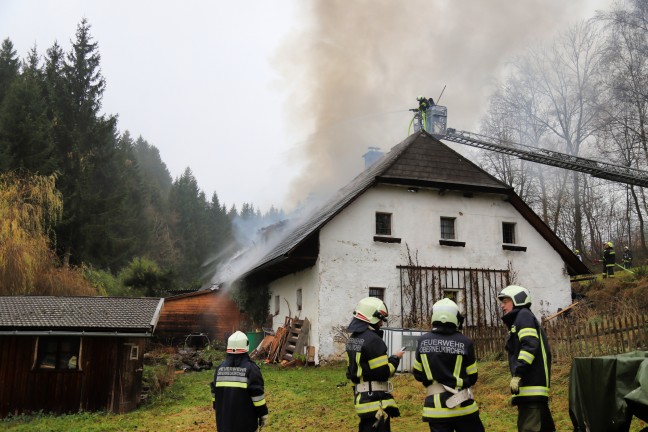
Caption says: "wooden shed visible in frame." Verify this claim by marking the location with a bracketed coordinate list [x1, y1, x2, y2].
[0, 296, 164, 417]
[155, 287, 244, 345]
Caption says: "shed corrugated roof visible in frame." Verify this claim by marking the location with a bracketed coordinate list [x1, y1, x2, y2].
[0, 296, 163, 332]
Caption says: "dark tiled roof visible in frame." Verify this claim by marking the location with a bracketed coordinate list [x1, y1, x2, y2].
[0, 296, 164, 333]
[238, 131, 590, 278]
[380, 132, 509, 188]
[242, 132, 511, 277]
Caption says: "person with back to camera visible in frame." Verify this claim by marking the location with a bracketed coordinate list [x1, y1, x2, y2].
[623, 246, 633, 269]
[413, 298, 485, 432]
[498, 285, 555, 432]
[345, 297, 404, 432]
[210, 331, 268, 431]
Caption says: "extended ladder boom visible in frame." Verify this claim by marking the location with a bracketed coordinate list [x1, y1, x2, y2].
[442, 128, 648, 188]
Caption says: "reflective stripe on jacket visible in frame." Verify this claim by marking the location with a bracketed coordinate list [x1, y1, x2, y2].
[413, 325, 480, 422]
[502, 307, 552, 405]
[210, 353, 268, 432]
[345, 319, 400, 419]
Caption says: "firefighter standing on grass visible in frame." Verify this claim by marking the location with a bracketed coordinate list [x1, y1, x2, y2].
[623, 246, 633, 268]
[603, 242, 616, 278]
[498, 285, 555, 432]
[346, 297, 404, 432]
[210, 331, 268, 432]
[413, 298, 485, 432]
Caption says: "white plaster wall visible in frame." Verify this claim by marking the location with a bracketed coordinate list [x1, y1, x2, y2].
[268, 265, 320, 359]
[314, 184, 571, 359]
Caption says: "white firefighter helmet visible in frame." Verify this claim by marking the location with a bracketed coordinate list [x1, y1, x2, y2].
[497, 285, 532, 307]
[431, 298, 459, 326]
[226, 331, 249, 354]
[353, 297, 388, 325]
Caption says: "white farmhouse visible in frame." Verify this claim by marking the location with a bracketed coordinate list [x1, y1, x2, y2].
[239, 132, 589, 362]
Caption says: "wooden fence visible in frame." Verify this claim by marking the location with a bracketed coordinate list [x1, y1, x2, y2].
[464, 313, 648, 362]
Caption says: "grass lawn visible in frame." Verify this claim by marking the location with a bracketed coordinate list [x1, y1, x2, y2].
[2, 360, 647, 431]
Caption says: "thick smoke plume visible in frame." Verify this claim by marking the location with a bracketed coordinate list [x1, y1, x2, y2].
[273, 0, 603, 207]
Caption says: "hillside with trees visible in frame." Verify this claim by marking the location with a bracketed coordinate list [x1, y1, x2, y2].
[1, 0, 647, 299]
[0, 19, 282, 296]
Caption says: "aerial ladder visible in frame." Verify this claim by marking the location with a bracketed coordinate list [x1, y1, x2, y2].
[410, 103, 648, 188]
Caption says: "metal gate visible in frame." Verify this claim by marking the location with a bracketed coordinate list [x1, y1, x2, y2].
[398, 266, 509, 329]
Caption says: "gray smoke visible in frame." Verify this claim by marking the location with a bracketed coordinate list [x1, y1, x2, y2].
[272, 0, 606, 207]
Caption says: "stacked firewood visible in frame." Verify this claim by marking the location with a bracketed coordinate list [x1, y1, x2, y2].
[250, 317, 293, 363]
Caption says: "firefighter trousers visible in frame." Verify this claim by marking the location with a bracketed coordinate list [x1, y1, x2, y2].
[358, 415, 390, 432]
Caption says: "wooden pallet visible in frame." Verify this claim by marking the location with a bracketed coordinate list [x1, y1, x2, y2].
[280, 317, 310, 362]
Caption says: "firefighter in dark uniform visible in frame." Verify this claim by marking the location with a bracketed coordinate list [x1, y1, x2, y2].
[413, 298, 485, 432]
[623, 246, 633, 269]
[603, 242, 616, 278]
[498, 285, 555, 432]
[210, 331, 268, 431]
[346, 297, 404, 432]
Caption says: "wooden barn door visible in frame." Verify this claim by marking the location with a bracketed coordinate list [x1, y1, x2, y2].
[114, 339, 144, 413]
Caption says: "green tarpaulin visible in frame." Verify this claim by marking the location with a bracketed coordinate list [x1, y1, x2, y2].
[569, 351, 648, 432]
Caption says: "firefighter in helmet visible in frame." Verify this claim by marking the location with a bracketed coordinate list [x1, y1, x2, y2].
[623, 246, 633, 269]
[413, 298, 485, 431]
[346, 297, 404, 431]
[603, 242, 616, 278]
[210, 331, 268, 431]
[498, 286, 555, 432]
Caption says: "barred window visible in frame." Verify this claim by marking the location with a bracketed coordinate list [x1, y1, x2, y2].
[503, 222, 516, 244]
[375, 212, 392, 236]
[440, 217, 456, 240]
[369, 287, 385, 301]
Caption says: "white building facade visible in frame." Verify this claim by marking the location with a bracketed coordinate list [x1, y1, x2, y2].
[245, 132, 588, 362]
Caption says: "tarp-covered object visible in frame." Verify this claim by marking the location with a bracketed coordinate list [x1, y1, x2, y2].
[569, 351, 648, 432]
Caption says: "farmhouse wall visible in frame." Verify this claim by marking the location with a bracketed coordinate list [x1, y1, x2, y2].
[312, 184, 571, 359]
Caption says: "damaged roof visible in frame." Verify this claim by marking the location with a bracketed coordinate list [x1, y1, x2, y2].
[0, 296, 164, 336]
[241, 132, 589, 281]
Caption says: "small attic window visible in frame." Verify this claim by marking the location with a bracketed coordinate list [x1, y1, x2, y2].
[375, 212, 392, 236]
[503, 222, 516, 244]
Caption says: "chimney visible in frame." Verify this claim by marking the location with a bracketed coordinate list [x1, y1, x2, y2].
[362, 147, 384, 169]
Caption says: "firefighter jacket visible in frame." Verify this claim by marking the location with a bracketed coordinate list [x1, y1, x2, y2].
[604, 247, 616, 266]
[502, 307, 552, 406]
[623, 249, 633, 264]
[345, 318, 401, 420]
[412, 324, 480, 422]
[210, 353, 268, 432]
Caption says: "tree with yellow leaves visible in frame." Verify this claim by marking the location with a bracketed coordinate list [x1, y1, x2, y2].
[0, 172, 96, 295]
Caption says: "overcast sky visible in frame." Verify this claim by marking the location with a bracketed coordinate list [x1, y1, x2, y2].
[1, 0, 614, 213]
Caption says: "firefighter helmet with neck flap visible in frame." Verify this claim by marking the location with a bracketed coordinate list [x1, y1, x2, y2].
[227, 331, 249, 354]
[497, 285, 532, 307]
[431, 298, 459, 326]
[353, 297, 388, 325]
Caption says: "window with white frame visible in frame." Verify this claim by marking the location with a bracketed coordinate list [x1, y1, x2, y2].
[274, 295, 280, 315]
[440, 217, 456, 240]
